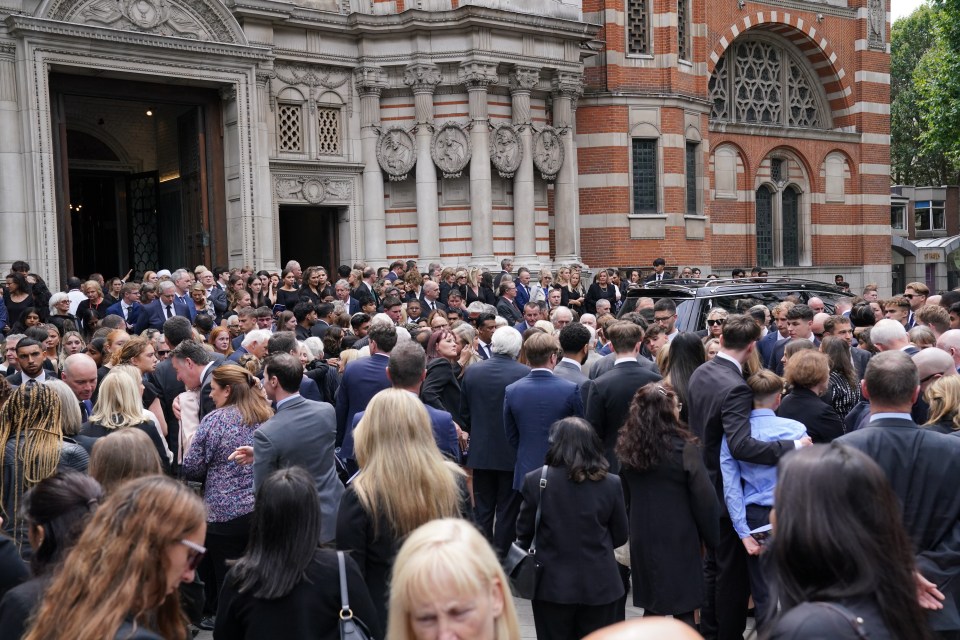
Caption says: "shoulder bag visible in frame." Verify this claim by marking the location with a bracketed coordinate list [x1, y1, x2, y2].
[337, 551, 375, 640]
[503, 465, 548, 600]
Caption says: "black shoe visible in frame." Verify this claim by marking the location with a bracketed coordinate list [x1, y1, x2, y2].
[198, 617, 216, 631]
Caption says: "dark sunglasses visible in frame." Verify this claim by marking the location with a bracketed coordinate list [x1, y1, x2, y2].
[180, 539, 207, 571]
[157, 350, 170, 356]
[706, 319, 725, 326]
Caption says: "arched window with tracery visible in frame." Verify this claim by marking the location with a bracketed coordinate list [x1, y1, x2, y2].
[709, 36, 829, 129]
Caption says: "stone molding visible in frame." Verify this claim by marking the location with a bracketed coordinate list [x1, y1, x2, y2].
[431, 122, 471, 179]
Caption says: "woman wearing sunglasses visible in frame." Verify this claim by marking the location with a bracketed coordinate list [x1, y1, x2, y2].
[23, 475, 206, 640]
[702, 308, 728, 343]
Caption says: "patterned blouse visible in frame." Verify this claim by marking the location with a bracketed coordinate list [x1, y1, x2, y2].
[182, 405, 260, 523]
[827, 371, 862, 421]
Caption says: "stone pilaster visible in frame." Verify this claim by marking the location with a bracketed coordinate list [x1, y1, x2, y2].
[511, 66, 540, 269]
[460, 61, 498, 266]
[403, 63, 442, 265]
[255, 69, 278, 270]
[0, 43, 27, 274]
[354, 65, 388, 264]
[552, 71, 583, 265]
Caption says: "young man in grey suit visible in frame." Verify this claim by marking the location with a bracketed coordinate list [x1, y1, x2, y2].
[251, 353, 343, 544]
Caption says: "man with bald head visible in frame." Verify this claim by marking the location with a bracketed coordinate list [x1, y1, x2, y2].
[807, 297, 825, 314]
[811, 312, 831, 341]
[937, 329, 960, 373]
[914, 348, 957, 394]
[61, 353, 98, 422]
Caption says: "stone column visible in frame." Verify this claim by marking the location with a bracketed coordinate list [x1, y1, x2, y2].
[0, 44, 27, 273]
[460, 61, 498, 266]
[552, 72, 583, 264]
[255, 69, 278, 270]
[354, 66, 388, 264]
[510, 66, 540, 270]
[403, 63, 442, 265]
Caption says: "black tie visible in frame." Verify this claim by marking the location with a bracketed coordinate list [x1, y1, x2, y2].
[79, 401, 88, 421]
[165, 304, 173, 319]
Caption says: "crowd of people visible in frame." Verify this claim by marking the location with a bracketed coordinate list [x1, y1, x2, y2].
[0, 254, 958, 640]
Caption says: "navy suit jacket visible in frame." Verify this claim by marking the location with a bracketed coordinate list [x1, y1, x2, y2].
[135, 298, 193, 333]
[504, 369, 583, 490]
[756, 329, 783, 366]
[105, 301, 143, 327]
[768, 337, 820, 376]
[515, 282, 531, 308]
[335, 353, 391, 460]
[460, 354, 530, 471]
[352, 400, 460, 463]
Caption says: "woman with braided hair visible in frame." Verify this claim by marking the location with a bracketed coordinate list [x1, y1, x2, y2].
[0, 383, 88, 556]
[23, 475, 206, 640]
[182, 363, 273, 627]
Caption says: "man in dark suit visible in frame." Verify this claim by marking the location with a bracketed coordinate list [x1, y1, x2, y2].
[513, 302, 541, 334]
[757, 302, 792, 366]
[838, 351, 960, 633]
[588, 313, 661, 380]
[334, 279, 361, 316]
[199, 270, 228, 318]
[293, 301, 317, 342]
[231, 306, 257, 351]
[474, 313, 497, 360]
[643, 257, 671, 283]
[514, 268, 532, 309]
[824, 314, 871, 379]
[768, 303, 818, 376]
[6, 338, 50, 386]
[585, 322, 662, 471]
[61, 353, 98, 422]
[496, 281, 522, 325]
[335, 322, 397, 469]
[357, 266, 381, 309]
[493, 258, 513, 290]
[105, 282, 143, 332]
[253, 353, 344, 544]
[266, 331, 322, 403]
[146, 317, 193, 456]
[169, 338, 219, 422]
[419, 280, 447, 317]
[688, 314, 812, 640]
[352, 342, 460, 462]
[461, 326, 529, 556]
[228, 328, 269, 364]
[504, 332, 583, 491]
[136, 282, 192, 333]
[872, 318, 920, 356]
[310, 302, 336, 339]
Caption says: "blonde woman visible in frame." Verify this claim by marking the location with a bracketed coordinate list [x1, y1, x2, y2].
[556, 265, 572, 289]
[388, 518, 520, 640]
[78, 366, 170, 472]
[336, 389, 467, 629]
[924, 375, 960, 434]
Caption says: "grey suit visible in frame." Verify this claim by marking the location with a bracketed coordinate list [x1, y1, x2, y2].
[253, 395, 344, 543]
[555, 359, 590, 405]
[206, 286, 227, 316]
[588, 352, 659, 380]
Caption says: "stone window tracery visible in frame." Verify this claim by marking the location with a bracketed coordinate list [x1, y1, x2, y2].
[677, 0, 690, 61]
[317, 107, 341, 155]
[710, 38, 825, 129]
[277, 103, 303, 152]
[627, 0, 650, 55]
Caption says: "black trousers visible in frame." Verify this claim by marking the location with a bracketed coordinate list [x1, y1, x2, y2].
[202, 513, 253, 615]
[472, 469, 522, 557]
[745, 504, 773, 631]
[531, 599, 619, 640]
[700, 515, 751, 640]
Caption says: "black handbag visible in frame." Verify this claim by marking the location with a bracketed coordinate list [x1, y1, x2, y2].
[337, 551, 375, 640]
[503, 465, 548, 600]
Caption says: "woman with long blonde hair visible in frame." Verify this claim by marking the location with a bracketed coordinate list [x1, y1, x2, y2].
[388, 518, 520, 640]
[182, 364, 272, 614]
[0, 384, 88, 554]
[112, 337, 167, 438]
[924, 375, 960, 434]
[78, 366, 170, 472]
[336, 388, 466, 629]
[24, 475, 206, 640]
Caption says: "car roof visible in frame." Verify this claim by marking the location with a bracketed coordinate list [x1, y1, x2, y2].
[623, 277, 847, 298]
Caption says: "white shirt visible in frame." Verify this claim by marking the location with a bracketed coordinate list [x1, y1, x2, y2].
[67, 290, 87, 315]
[614, 356, 636, 366]
[561, 357, 583, 370]
[715, 351, 742, 374]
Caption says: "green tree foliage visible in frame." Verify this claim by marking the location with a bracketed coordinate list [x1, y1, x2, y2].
[913, 0, 960, 182]
[893, 3, 956, 184]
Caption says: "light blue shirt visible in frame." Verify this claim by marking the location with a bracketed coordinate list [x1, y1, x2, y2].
[720, 408, 807, 538]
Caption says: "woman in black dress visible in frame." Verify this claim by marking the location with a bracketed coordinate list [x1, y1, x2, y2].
[585, 270, 617, 315]
[216, 467, 381, 640]
[4, 272, 34, 331]
[768, 444, 930, 640]
[275, 269, 301, 310]
[75, 281, 109, 335]
[616, 383, 719, 627]
[421, 329, 464, 429]
[561, 268, 586, 312]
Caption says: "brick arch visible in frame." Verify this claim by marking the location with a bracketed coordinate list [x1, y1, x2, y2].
[708, 13, 854, 129]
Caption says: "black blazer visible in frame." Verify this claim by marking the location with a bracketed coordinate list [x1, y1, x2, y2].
[768, 337, 820, 376]
[777, 387, 845, 443]
[852, 347, 871, 381]
[584, 283, 617, 315]
[420, 359, 463, 428]
[838, 418, 960, 630]
[584, 360, 662, 472]
[516, 466, 628, 605]
[687, 356, 793, 497]
[146, 358, 184, 456]
[459, 354, 530, 471]
[77, 420, 170, 473]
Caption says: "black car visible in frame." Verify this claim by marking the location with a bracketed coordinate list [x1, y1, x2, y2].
[617, 278, 848, 333]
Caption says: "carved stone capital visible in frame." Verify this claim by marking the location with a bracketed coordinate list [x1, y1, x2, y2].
[459, 62, 498, 89]
[354, 65, 387, 96]
[510, 66, 540, 93]
[403, 63, 441, 94]
[551, 71, 584, 99]
[255, 69, 275, 88]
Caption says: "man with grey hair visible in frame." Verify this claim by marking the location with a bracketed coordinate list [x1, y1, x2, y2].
[460, 325, 529, 556]
[595, 298, 612, 318]
[348, 342, 459, 462]
[334, 279, 361, 315]
[420, 280, 446, 315]
[871, 318, 917, 355]
[838, 351, 960, 632]
[230, 328, 271, 363]
[171, 268, 192, 307]
[135, 280, 192, 332]
[550, 305, 574, 331]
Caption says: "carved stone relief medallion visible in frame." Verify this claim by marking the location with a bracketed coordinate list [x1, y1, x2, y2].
[533, 126, 564, 180]
[489, 124, 522, 179]
[274, 176, 353, 204]
[431, 123, 471, 179]
[301, 178, 327, 204]
[377, 128, 416, 182]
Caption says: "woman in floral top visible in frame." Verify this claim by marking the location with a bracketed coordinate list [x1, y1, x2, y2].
[182, 363, 273, 623]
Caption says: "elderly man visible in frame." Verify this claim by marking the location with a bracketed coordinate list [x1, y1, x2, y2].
[199, 270, 228, 317]
[595, 298, 612, 318]
[61, 353, 99, 421]
[807, 297, 825, 314]
[420, 280, 447, 316]
[937, 329, 960, 373]
[872, 319, 917, 355]
[914, 348, 957, 395]
[551, 306, 574, 331]
[333, 280, 361, 315]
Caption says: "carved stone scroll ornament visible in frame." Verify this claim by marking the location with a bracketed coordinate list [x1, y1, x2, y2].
[489, 125, 522, 178]
[533, 126, 564, 181]
[431, 123, 472, 179]
[377, 128, 416, 182]
[274, 176, 353, 204]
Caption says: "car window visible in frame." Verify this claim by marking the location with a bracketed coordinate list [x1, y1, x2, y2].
[690, 290, 845, 333]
